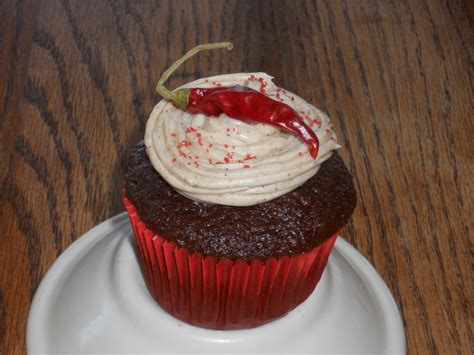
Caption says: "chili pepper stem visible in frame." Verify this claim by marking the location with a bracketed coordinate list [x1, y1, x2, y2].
[156, 42, 233, 108]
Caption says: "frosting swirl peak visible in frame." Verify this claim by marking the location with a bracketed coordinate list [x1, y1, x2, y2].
[144, 73, 339, 206]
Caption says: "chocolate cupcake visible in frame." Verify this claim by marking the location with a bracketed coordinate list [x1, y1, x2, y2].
[124, 70, 356, 330]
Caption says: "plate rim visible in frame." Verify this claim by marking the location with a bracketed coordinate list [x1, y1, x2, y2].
[27, 212, 406, 354]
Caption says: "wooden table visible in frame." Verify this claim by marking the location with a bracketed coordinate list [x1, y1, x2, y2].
[1, 0, 472, 353]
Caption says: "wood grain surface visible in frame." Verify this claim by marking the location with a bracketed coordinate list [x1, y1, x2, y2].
[1, 0, 472, 353]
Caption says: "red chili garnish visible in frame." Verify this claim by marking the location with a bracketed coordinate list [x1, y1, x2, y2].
[156, 43, 319, 159]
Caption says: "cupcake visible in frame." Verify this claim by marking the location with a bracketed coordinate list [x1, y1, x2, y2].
[123, 44, 356, 330]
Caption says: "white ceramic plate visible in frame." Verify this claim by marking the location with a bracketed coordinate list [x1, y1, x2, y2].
[27, 213, 405, 354]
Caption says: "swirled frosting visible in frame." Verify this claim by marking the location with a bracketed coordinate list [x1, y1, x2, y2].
[144, 73, 340, 206]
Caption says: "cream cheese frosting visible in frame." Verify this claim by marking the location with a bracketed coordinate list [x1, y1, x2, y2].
[144, 73, 340, 206]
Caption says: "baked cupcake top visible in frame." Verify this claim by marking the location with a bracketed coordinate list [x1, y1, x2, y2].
[145, 73, 340, 206]
[125, 142, 356, 259]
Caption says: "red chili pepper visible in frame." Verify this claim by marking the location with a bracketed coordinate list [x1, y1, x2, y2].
[156, 43, 319, 159]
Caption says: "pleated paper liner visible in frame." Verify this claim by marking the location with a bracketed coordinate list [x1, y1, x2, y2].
[124, 197, 337, 330]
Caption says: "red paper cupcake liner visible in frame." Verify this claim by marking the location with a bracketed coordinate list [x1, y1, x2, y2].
[123, 197, 337, 330]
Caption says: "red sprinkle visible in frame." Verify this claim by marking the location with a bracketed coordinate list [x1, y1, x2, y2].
[248, 74, 268, 93]
[171, 132, 177, 137]
[243, 164, 251, 169]
[281, 89, 294, 101]
[258, 78, 267, 93]
[308, 118, 322, 128]
[172, 158, 177, 163]
[276, 88, 282, 101]
[178, 140, 192, 149]
[197, 134, 204, 146]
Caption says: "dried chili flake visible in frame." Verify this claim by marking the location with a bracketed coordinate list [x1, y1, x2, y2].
[177, 140, 192, 149]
